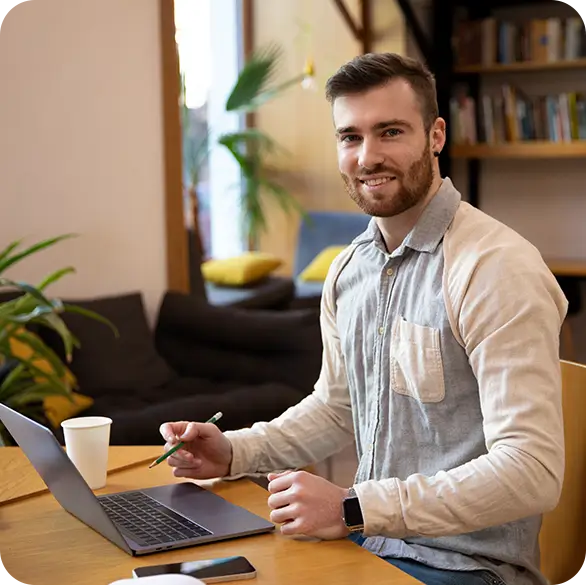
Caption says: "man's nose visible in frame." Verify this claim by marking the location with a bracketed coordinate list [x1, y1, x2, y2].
[357, 138, 385, 170]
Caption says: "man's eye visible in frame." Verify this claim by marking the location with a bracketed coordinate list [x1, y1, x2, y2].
[384, 128, 402, 137]
[341, 135, 361, 143]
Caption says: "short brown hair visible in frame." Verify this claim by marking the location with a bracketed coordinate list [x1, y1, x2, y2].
[325, 53, 439, 132]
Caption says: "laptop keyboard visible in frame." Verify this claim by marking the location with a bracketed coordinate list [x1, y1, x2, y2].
[99, 491, 212, 547]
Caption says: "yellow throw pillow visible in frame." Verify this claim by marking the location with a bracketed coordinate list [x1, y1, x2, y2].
[44, 392, 94, 427]
[298, 246, 347, 282]
[7, 327, 90, 426]
[8, 327, 76, 387]
[202, 252, 282, 286]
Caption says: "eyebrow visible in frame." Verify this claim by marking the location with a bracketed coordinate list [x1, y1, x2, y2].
[335, 119, 413, 135]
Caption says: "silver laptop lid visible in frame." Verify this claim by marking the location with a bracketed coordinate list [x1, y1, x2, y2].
[0, 402, 132, 554]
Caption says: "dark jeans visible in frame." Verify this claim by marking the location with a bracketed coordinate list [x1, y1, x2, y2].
[348, 534, 507, 585]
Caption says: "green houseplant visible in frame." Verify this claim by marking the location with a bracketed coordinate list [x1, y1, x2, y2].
[221, 44, 312, 247]
[182, 43, 313, 251]
[0, 235, 116, 446]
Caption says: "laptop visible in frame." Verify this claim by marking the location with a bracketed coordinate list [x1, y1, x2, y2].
[0, 403, 275, 556]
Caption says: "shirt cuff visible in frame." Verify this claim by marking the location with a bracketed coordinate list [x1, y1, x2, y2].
[354, 478, 408, 538]
[223, 429, 256, 477]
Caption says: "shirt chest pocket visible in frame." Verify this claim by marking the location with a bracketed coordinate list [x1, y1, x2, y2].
[390, 316, 445, 403]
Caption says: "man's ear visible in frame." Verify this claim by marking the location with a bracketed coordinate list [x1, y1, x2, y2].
[431, 117, 447, 155]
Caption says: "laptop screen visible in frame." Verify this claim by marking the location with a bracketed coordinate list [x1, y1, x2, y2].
[0, 403, 131, 554]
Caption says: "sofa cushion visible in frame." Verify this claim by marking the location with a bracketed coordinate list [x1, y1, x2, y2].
[85, 379, 306, 445]
[298, 246, 346, 282]
[44, 392, 94, 427]
[155, 292, 322, 394]
[39, 292, 177, 396]
[202, 252, 282, 286]
[205, 276, 294, 310]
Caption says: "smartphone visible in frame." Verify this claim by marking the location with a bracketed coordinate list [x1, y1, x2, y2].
[132, 556, 257, 583]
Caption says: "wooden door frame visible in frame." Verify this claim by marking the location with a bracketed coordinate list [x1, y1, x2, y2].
[159, 0, 253, 292]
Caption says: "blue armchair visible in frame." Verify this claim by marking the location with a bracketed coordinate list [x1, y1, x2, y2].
[291, 210, 371, 308]
[198, 211, 371, 311]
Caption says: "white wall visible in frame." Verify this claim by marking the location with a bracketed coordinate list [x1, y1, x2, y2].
[0, 0, 167, 318]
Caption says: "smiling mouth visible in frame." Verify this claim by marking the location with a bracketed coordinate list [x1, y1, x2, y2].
[360, 177, 397, 186]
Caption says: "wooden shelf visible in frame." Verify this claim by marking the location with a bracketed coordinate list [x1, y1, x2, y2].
[451, 141, 586, 159]
[455, 58, 586, 74]
[546, 258, 586, 278]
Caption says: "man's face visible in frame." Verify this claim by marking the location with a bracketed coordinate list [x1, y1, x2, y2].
[333, 79, 435, 218]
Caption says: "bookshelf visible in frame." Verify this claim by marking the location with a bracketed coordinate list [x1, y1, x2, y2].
[435, 0, 586, 207]
[452, 140, 586, 159]
[455, 57, 586, 74]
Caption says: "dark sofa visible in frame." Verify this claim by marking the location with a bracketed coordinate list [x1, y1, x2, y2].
[32, 291, 323, 445]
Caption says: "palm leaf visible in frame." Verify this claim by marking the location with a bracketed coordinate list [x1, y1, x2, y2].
[0, 234, 76, 275]
[62, 304, 119, 337]
[38, 267, 76, 291]
[42, 312, 76, 362]
[14, 357, 71, 395]
[219, 129, 288, 158]
[220, 130, 304, 242]
[0, 278, 54, 307]
[259, 176, 306, 217]
[10, 329, 69, 378]
[7, 384, 74, 408]
[0, 362, 26, 396]
[0, 240, 22, 266]
[225, 43, 283, 112]
[241, 75, 305, 111]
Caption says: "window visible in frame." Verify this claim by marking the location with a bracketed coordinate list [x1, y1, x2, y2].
[174, 0, 245, 261]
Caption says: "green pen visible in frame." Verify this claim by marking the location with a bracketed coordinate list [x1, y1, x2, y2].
[148, 411, 223, 469]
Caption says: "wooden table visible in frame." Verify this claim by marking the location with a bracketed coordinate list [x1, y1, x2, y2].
[0, 445, 161, 506]
[0, 447, 420, 585]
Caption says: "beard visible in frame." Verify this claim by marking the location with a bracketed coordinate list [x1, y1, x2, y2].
[341, 143, 434, 218]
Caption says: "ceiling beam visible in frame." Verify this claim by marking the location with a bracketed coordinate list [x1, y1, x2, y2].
[395, 0, 432, 64]
[332, 0, 372, 54]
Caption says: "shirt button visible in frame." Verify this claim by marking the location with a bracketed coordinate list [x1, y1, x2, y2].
[378, 327, 384, 335]
[386, 268, 393, 276]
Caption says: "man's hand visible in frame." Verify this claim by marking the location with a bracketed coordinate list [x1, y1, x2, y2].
[267, 470, 350, 540]
[158, 420, 233, 480]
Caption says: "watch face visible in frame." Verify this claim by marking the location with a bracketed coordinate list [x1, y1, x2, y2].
[343, 497, 363, 528]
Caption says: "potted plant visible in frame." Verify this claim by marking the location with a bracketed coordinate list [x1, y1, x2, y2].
[222, 43, 313, 248]
[181, 43, 314, 252]
[0, 235, 116, 446]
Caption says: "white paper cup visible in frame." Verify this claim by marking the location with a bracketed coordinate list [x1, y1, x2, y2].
[61, 416, 112, 489]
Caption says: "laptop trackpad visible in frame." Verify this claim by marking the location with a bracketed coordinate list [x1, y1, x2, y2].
[143, 483, 273, 536]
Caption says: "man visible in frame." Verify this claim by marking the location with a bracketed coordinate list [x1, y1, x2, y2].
[160, 53, 568, 585]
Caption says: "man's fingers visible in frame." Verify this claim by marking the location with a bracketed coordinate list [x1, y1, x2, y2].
[267, 469, 294, 482]
[270, 503, 299, 525]
[280, 518, 304, 536]
[173, 466, 200, 478]
[159, 422, 178, 442]
[179, 422, 203, 441]
[267, 470, 297, 493]
[165, 452, 195, 468]
[267, 489, 293, 510]
[164, 441, 194, 456]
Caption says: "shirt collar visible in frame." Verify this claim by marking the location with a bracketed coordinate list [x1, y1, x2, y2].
[352, 177, 461, 256]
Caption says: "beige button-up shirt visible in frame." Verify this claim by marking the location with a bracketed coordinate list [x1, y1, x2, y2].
[225, 178, 568, 584]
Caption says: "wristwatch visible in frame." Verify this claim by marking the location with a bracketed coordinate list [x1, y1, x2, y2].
[342, 486, 364, 533]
